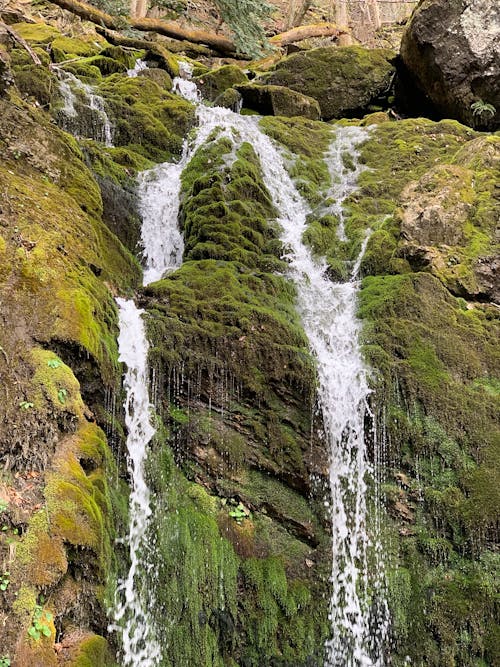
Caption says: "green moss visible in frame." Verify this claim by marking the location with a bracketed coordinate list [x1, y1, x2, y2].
[51, 36, 100, 61]
[68, 634, 117, 666]
[194, 64, 248, 102]
[360, 272, 499, 665]
[97, 74, 195, 161]
[141, 121, 328, 664]
[11, 22, 61, 44]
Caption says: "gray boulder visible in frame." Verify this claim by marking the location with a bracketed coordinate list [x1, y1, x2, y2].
[400, 0, 500, 130]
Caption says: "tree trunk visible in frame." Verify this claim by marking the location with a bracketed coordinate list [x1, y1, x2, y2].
[335, 1, 352, 45]
[286, 0, 311, 30]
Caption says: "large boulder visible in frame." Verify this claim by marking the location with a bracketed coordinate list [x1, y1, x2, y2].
[400, 0, 500, 130]
[258, 45, 396, 120]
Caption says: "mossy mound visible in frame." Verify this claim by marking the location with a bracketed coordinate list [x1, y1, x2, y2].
[98, 74, 195, 161]
[259, 45, 397, 120]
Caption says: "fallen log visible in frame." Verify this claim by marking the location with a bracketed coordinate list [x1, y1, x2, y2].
[49, 0, 238, 54]
[269, 22, 349, 47]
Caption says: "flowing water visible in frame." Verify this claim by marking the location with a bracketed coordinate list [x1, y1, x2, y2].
[112, 69, 389, 664]
[56, 69, 113, 146]
[113, 298, 161, 666]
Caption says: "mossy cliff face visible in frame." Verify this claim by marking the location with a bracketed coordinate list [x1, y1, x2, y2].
[0, 26, 143, 665]
[1, 6, 499, 667]
[141, 135, 331, 665]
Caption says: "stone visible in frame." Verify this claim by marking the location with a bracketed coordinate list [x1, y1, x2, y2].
[400, 0, 500, 130]
[235, 83, 321, 120]
[194, 64, 248, 102]
[214, 87, 242, 111]
[257, 45, 396, 120]
[138, 67, 173, 90]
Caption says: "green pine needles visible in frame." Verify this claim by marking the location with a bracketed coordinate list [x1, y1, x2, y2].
[213, 0, 274, 58]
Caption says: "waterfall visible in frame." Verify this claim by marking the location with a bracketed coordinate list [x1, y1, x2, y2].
[179, 104, 390, 664]
[55, 69, 113, 146]
[112, 298, 162, 666]
[112, 67, 389, 664]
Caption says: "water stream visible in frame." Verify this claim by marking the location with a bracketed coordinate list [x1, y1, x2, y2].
[56, 69, 113, 146]
[113, 298, 161, 666]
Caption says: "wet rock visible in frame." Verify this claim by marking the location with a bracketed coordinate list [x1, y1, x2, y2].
[400, 0, 500, 130]
[236, 83, 321, 120]
[258, 45, 396, 120]
[401, 165, 471, 247]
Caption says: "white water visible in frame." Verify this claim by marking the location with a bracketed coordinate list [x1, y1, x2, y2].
[112, 298, 162, 666]
[56, 69, 113, 146]
[127, 58, 148, 77]
[138, 154, 186, 285]
[324, 128, 370, 240]
[172, 61, 201, 103]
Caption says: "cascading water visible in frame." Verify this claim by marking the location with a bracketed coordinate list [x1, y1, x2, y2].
[127, 58, 148, 77]
[112, 67, 389, 665]
[112, 298, 162, 666]
[55, 69, 113, 146]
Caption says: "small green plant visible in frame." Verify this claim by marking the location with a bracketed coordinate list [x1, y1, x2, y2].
[0, 572, 9, 591]
[0, 655, 11, 667]
[19, 401, 34, 410]
[28, 604, 53, 640]
[0, 500, 8, 514]
[471, 99, 496, 118]
[57, 388, 68, 404]
[47, 358, 62, 369]
[228, 502, 249, 524]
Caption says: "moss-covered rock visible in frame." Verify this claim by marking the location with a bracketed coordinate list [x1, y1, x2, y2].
[194, 63, 248, 102]
[142, 133, 330, 664]
[236, 83, 321, 120]
[259, 45, 397, 120]
[98, 74, 195, 161]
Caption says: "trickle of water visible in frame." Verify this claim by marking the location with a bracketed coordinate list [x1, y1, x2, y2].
[127, 58, 148, 77]
[55, 69, 113, 146]
[111, 297, 161, 666]
[323, 127, 369, 241]
[172, 61, 201, 103]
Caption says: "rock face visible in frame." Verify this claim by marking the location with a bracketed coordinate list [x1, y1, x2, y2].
[236, 82, 321, 119]
[258, 45, 396, 120]
[400, 0, 500, 130]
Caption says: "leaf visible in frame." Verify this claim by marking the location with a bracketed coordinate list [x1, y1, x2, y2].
[47, 359, 62, 369]
[57, 388, 68, 405]
[42, 625, 51, 637]
[28, 627, 40, 640]
[45, 612, 53, 622]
